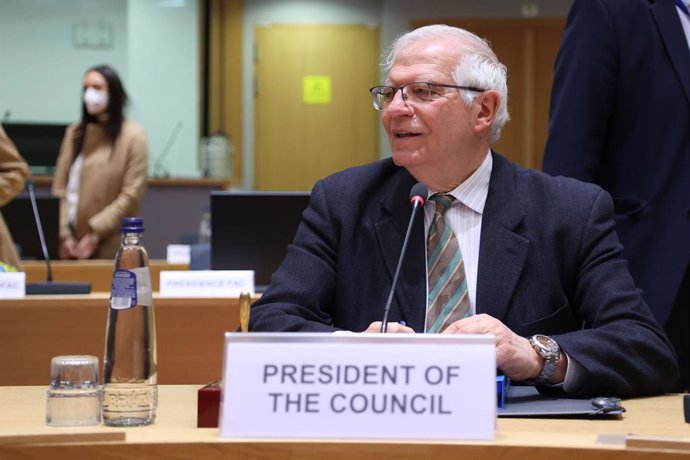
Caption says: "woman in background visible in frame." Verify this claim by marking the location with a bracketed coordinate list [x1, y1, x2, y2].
[0, 123, 30, 269]
[52, 64, 148, 259]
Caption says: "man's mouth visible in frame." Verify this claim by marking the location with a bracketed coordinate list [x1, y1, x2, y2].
[394, 130, 422, 138]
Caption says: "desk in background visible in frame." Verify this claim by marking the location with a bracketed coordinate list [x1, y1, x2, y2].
[22, 260, 189, 292]
[0, 294, 241, 386]
[30, 176, 229, 259]
[0, 386, 688, 459]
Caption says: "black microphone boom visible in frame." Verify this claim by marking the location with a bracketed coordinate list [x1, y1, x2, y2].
[152, 120, 183, 178]
[25, 179, 91, 295]
[380, 182, 428, 332]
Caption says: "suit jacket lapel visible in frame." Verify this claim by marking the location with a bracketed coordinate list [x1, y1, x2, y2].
[651, 0, 690, 105]
[374, 155, 530, 329]
[374, 169, 426, 330]
[476, 153, 529, 321]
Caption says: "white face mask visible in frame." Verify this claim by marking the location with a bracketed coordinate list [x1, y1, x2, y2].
[83, 87, 109, 115]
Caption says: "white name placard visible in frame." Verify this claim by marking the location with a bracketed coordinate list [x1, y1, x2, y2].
[158, 270, 254, 297]
[0, 272, 26, 298]
[220, 333, 496, 440]
[166, 244, 191, 264]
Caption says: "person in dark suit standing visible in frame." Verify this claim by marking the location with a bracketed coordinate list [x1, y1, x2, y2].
[250, 24, 678, 397]
[543, 0, 690, 391]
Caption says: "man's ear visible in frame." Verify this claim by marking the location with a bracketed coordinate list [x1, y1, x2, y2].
[474, 90, 500, 134]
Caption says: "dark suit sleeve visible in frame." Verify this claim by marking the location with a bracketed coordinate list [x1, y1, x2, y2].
[249, 179, 340, 332]
[543, 0, 617, 180]
[553, 189, 678, 396]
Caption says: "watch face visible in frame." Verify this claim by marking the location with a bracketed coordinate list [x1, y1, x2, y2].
[533, 334, 559, 354]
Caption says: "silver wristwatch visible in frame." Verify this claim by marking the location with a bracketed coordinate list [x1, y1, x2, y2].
[528, 334, 560, 384]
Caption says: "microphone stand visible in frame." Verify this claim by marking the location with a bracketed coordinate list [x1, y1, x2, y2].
[27, 180, 54, 282]
[152, 121, 183, 178]
[25, 179, 91, 295]
[380, 183, 427, 332]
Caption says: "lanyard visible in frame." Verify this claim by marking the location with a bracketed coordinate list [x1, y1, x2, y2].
[676, 0, 690, 18]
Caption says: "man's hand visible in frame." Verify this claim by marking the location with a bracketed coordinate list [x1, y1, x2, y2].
[442, 313, 551, 382]
[363, 321, 415, 333]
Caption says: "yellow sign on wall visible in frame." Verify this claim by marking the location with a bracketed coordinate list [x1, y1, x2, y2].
[303, 75, 331, 104]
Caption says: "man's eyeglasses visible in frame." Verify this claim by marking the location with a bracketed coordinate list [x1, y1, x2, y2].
[369, 81, 486, 111]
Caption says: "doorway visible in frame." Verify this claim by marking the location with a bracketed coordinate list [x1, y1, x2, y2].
[254, 24, 380, 190]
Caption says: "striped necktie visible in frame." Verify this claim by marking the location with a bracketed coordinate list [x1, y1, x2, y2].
[426, 194, 470, 333]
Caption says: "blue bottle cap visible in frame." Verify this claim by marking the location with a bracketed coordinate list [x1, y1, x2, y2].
[120, 217, 144, 233]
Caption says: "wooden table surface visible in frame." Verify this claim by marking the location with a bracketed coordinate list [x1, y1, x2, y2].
[0, 385, 689, 459]
[22, 260, 189, 292]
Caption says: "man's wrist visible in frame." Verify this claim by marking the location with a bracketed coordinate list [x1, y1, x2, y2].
[528, 334, 561, 384]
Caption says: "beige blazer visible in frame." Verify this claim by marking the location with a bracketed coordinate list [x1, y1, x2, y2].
[0, 124, 30, 268]
[52, 121, 148, 259]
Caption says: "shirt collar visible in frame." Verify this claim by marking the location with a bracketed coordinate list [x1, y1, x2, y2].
[428, 149, 492, 215]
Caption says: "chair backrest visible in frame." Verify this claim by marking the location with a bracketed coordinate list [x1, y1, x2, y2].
[210, 191, 310, 289]
[190, 243, 211, 270]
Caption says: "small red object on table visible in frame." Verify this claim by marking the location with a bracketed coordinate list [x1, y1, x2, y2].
[197, 381, 222, 428]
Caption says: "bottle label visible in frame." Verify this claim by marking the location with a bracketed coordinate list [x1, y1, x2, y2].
[110, 269, 137, 309]
[110, 267, 153, 309]
[132, 267, 154, 306]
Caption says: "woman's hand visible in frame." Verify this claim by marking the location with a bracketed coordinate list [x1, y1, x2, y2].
[73, 233, 99, 259]
[59, 237, 77, 259]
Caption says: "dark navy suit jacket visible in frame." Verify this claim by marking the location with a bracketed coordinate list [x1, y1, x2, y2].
[250, 153, 677, 397]
[543, 0, 690, 326]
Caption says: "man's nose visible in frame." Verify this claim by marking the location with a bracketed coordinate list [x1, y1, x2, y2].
[386, 87, 412, 112]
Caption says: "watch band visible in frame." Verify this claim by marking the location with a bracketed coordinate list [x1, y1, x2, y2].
[536, 352, 558, 384]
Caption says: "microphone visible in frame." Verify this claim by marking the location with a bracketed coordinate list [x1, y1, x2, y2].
[25, 179, 91, 295]
[152, 121, 183, 178]
[380, 182, 428, 332]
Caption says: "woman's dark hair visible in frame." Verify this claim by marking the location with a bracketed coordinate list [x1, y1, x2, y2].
[72, 64, 129, 157]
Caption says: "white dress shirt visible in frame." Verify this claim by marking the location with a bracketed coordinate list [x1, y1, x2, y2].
[66, 154, 84, 229]
[423, 150, 492, 317]
[677, 0, 690, 50]
[422, 150, 583, 391]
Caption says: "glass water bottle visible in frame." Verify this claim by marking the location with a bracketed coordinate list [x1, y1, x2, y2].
[102, 217, 158, 427]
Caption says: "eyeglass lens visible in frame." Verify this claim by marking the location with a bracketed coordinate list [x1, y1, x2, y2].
[373, 82, 435, 110]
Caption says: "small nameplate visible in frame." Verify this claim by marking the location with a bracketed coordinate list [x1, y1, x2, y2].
[0, 272, 26, 298]
[220, 333, 496, 440]
[159, 270, 254, 297]
[166, 244, 191, 264]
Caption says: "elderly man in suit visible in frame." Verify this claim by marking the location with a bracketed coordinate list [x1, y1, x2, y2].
[250, 24, 678, 397]
[543, 0, 690, 391]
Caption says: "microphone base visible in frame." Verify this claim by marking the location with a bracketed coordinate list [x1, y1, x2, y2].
[26, 282, 92, 295]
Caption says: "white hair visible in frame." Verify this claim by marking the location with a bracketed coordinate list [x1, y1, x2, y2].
[383, 24, 510, 144]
